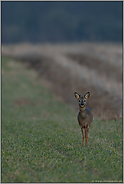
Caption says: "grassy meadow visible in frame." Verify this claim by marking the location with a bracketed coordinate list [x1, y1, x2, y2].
[1, 56, 123, 182]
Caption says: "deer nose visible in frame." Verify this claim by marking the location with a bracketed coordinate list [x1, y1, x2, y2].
[80, 101, 84, 107]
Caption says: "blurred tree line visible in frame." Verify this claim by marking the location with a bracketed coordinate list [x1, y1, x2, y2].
[1, 1, 123, 43]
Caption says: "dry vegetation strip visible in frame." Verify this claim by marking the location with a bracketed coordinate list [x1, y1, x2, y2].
[67, 53, 122, 82]
[2, 42, 122, 120]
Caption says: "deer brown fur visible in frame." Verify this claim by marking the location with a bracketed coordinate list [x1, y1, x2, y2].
[74, 92, 93, 147]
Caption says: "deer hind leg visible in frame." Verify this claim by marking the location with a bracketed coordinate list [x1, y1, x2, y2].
[81, 128, 85, 147]
[85, 127, 89, 147]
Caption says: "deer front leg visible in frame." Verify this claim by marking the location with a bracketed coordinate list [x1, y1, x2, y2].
[85, 128, 89, 147]
[82, 128, 85, 147]
[86, 137, 89, 147]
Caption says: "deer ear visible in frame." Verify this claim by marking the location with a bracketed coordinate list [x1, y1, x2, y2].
[84, 92, 90, 99]
[74, 92, 80, 100]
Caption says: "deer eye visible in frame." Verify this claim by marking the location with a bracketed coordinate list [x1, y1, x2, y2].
[84, 100, 86, 103]
[79, 100, 81, 102]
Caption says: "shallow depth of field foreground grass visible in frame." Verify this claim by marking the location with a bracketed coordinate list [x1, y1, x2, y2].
[1, 56, 123, 182]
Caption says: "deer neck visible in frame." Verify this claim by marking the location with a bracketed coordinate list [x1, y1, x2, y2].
[79, 106, 86, 118]
[79, 106, 86, 111]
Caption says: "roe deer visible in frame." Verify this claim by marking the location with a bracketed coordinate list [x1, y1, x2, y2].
[74, 92, 93, 147]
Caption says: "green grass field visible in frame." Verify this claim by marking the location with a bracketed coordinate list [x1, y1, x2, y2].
[1, 56, 123, 182]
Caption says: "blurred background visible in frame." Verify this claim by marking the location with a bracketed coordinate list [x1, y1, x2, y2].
[1, 1, 123, 120]
[1, 1, 123, 44]
[2, 2, 123, 182]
